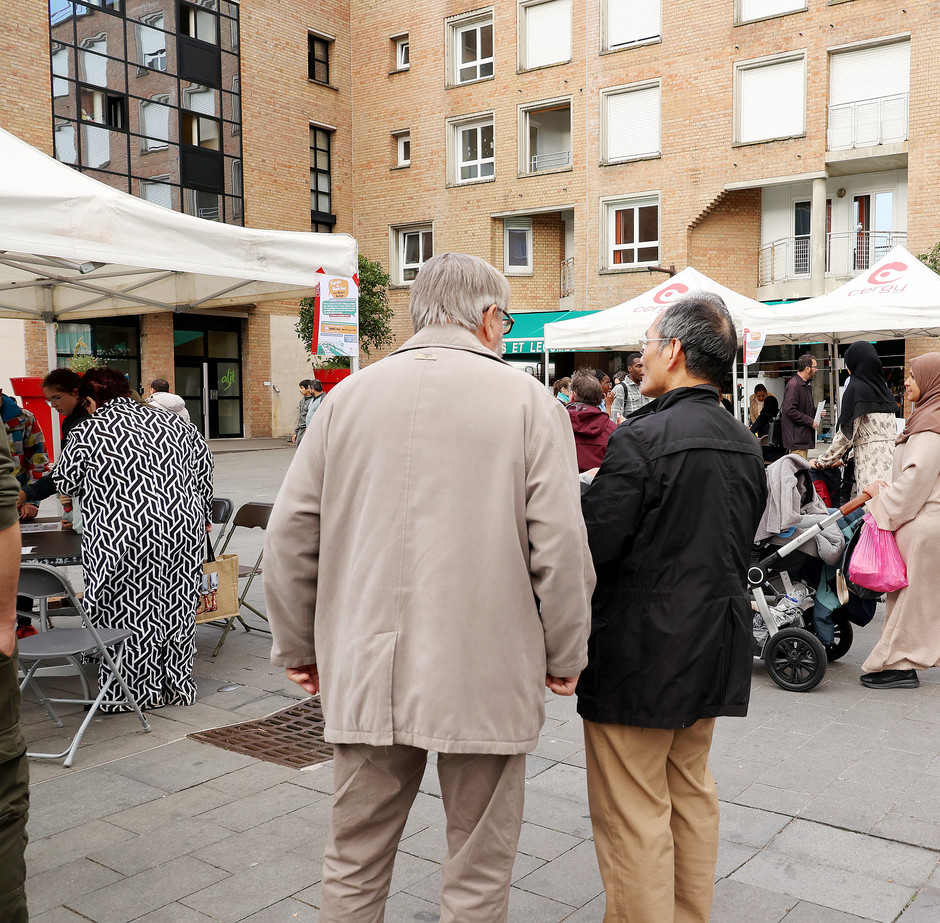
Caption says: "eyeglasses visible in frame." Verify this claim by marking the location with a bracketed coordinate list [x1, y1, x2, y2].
[488, 304, 514, 335]
[639, 336, 669, 351]
[44, 394, 66, 406]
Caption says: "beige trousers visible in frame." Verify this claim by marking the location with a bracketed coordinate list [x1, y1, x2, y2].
[583, 718, 719, 923]
[790, 449, 809, 459]
[320, 743, 526, 923]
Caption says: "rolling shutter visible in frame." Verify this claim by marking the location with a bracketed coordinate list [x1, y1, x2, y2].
[829, 42, 910, 106]
[608, 0, 661, 48]
[738, 58, 805, 143]
[525, 0, 571, 69]
[739, 0, 804, 23]
[606, 85, 661, 161]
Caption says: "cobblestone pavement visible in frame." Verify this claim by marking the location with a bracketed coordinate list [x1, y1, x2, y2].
[19, 444, 940, 922]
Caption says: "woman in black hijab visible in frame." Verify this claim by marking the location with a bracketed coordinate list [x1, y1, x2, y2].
[812, 341, 898, 486]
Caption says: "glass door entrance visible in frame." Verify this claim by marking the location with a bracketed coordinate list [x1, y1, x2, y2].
[173, 318, 243, 438]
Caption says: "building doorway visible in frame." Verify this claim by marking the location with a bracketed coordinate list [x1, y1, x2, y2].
[173, 316, 243, 438]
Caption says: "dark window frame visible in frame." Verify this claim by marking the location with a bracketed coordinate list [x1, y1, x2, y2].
[310, 126, 336, 231]
[308, 33, 330, 84]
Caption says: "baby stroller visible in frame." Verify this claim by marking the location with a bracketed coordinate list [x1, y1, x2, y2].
[748, 457, 870, 692]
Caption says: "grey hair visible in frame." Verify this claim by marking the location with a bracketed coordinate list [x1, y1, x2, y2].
[653, 292, 737, 387]
[409, 252, 511, 332]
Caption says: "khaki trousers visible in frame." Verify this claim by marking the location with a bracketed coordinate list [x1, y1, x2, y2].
[320, 743, 526, 923]
[790, 449, 809, 459]
[583, 718, 719, 923]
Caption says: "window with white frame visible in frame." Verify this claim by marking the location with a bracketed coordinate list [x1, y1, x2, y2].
[604, 195, 660, 268]
[137, 13, 167, 71]
[603, 81, 661, 162]
[452, 116, 494, 183]
[605, 0, 660, 50]
[504, 219, 533, 273]
[394, 131, 411, 166]
[737, 0, 806, 25]
[521, 0, 571, 70]
[140, 95, 171, 151]
[450, 13, 493, 85]
[394, 225, 433, 283]
[828, 41, 910, 150]
[395, 35, 410, 69]
[521, 100, 571, 173]
[735, 54, 806, 144]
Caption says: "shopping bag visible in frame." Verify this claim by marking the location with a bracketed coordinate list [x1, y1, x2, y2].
[846, 512, 908, 593]
[196, 537, 240, 624]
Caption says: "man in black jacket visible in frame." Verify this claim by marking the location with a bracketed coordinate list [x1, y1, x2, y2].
[781, 353, 818, 457]
[578, 294, 767, 923]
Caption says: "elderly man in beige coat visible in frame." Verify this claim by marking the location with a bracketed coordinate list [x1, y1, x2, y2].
[265, 252, 594, 922]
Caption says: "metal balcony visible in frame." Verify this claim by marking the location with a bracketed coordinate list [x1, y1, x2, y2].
[758, 231, 907, 285]
[827, 94, 908, 151]
[530, 150, 571, 172]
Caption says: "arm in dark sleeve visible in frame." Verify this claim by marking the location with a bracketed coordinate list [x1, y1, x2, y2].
[22, 473, 58, 504]
[580, 423, 649, 566]
[783, 382, 815, 427]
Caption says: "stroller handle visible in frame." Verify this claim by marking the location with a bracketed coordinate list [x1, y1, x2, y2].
[838, 491, 872, 518]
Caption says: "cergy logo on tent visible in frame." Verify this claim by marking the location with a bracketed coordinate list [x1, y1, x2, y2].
[653, 282, 689, 305]
[849, 261, 908, 297]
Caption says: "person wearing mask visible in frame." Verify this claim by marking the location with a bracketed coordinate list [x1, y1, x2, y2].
[54, 367, 214, 711]
[858, 352, 940, 689]
[552, 377, 572, 405]
[567, 369, 617, 472]
[811, 341, 897, 489]
[781, 354, 818, 457]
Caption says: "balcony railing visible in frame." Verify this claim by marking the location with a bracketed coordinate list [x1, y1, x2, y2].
[827, 93, 908, 151]
[530, 150, 571, 172]
[560, 257, 574, 298]
[758, 231, 907, 285]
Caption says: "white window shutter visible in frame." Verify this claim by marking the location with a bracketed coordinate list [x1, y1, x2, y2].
[525, 0, 572, 69]
[739, 59, 805, 143]
[739, 0, 804, 22]
[608, 0, 660, 48]
[606, 85, 661, 161]
[829, 42, 910, 106]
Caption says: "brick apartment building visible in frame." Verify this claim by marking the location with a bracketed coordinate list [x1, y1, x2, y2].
[0, 0, 937, 435]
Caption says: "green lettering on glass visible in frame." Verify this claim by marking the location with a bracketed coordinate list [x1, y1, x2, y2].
[220, 368, 236, 391]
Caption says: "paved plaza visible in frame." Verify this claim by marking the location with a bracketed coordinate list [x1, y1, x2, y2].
[18, 443, 940, 922]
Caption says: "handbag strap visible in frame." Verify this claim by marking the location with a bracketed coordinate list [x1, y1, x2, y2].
[206, 533, 216, 562]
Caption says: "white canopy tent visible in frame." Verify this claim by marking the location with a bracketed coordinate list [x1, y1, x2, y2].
[543, 266, 763, 352]
[0, 126, 357, 339]
[741, 246, 940, 345]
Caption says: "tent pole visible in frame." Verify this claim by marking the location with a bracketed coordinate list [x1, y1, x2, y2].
[737, 348, 745, 423]
[544, 350, 550, 387]
[45, 312, 62, 460]
[829, 339, 837, 433]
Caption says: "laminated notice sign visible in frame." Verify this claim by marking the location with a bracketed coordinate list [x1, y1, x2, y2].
[743, 328, 767, 366]
[315, 275, 360, 357]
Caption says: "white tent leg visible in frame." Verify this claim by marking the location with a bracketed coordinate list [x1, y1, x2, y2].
[45, 317, 62, 459]
[829, 339, 838, 431]
[733, 354, 741, 421]
[544, 350, 550, 386]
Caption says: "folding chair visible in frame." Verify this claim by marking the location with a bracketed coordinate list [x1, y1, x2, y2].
[210, 497, 235, 555]
[16, 564, 151, 767]
[211, 501, 273, 656]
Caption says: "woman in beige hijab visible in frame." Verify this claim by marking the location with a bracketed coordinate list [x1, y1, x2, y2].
[860, 352, 940, 688]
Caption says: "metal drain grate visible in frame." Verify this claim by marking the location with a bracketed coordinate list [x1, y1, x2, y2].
[189, 697, 333, 769]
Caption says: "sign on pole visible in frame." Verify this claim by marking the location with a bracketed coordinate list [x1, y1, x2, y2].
[743, 328, 766, 367]
[315, 275, 359, 357]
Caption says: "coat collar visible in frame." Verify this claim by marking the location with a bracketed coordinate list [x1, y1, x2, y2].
[632, 384, 721, 418]
[394, 324, 509, 365]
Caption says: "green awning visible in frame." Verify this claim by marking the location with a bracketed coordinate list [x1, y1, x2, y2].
[502, 310, 598, 355]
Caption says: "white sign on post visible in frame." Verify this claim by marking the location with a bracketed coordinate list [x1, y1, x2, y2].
[743, 328, 767, 366]
[315, 275, 359, 358]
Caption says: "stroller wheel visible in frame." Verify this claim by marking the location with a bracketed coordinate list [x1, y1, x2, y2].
[825, 616, 854, 663]
[764, 628, 827, 692]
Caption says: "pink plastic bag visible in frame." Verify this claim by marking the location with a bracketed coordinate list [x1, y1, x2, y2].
[847, 512, 908, 593]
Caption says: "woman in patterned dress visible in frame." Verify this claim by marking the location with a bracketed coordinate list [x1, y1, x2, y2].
[54, 368, 213, 710]
[812, 341, 898, 489]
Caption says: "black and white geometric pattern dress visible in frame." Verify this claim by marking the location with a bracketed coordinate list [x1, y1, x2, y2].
[54, 397, 214, 711]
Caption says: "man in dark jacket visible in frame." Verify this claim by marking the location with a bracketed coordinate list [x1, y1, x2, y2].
[578, 294, 767, 923]
[781, 354, 818, 457]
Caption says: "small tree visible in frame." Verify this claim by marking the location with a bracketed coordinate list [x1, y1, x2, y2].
[917, 242, 940, 276]
[295, 254, 394, 367]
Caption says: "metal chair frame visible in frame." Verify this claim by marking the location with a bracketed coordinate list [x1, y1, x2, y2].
[16, 563, 151, 767]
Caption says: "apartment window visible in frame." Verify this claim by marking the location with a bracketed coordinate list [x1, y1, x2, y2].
[51, 45, 70, 97]
[140, 176, 173, 209]
[185, 188, 221, 221]
[137, 13, 167, 71]
[737, 0, 806, 24]
[603, 82, 661, 162]
[735, 54, 806, 144]
[521, 100, 571, 173]
[231, 160, 243, 219]
[604, 195, 660, 268]
[308, 33, 330, 84]
[521, 0, 572, 70]
[140, 96, 171, 151]
[394, 226, 433, 283]
[231, 75, 241, 134]
[310, 126, 335, 232]
[605, 0, 660, 50]
[394, 131, 411, 166]
[80, 86, 127, 129]
[450, 13, 493, 85]
[393, 34, 410, 70]
[828, 41, 910, 150]
[179, 2, 218, 44]
[452, 117, 495, 183]
[54, 122, 77, 164]
[504, 219, 533, 274]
